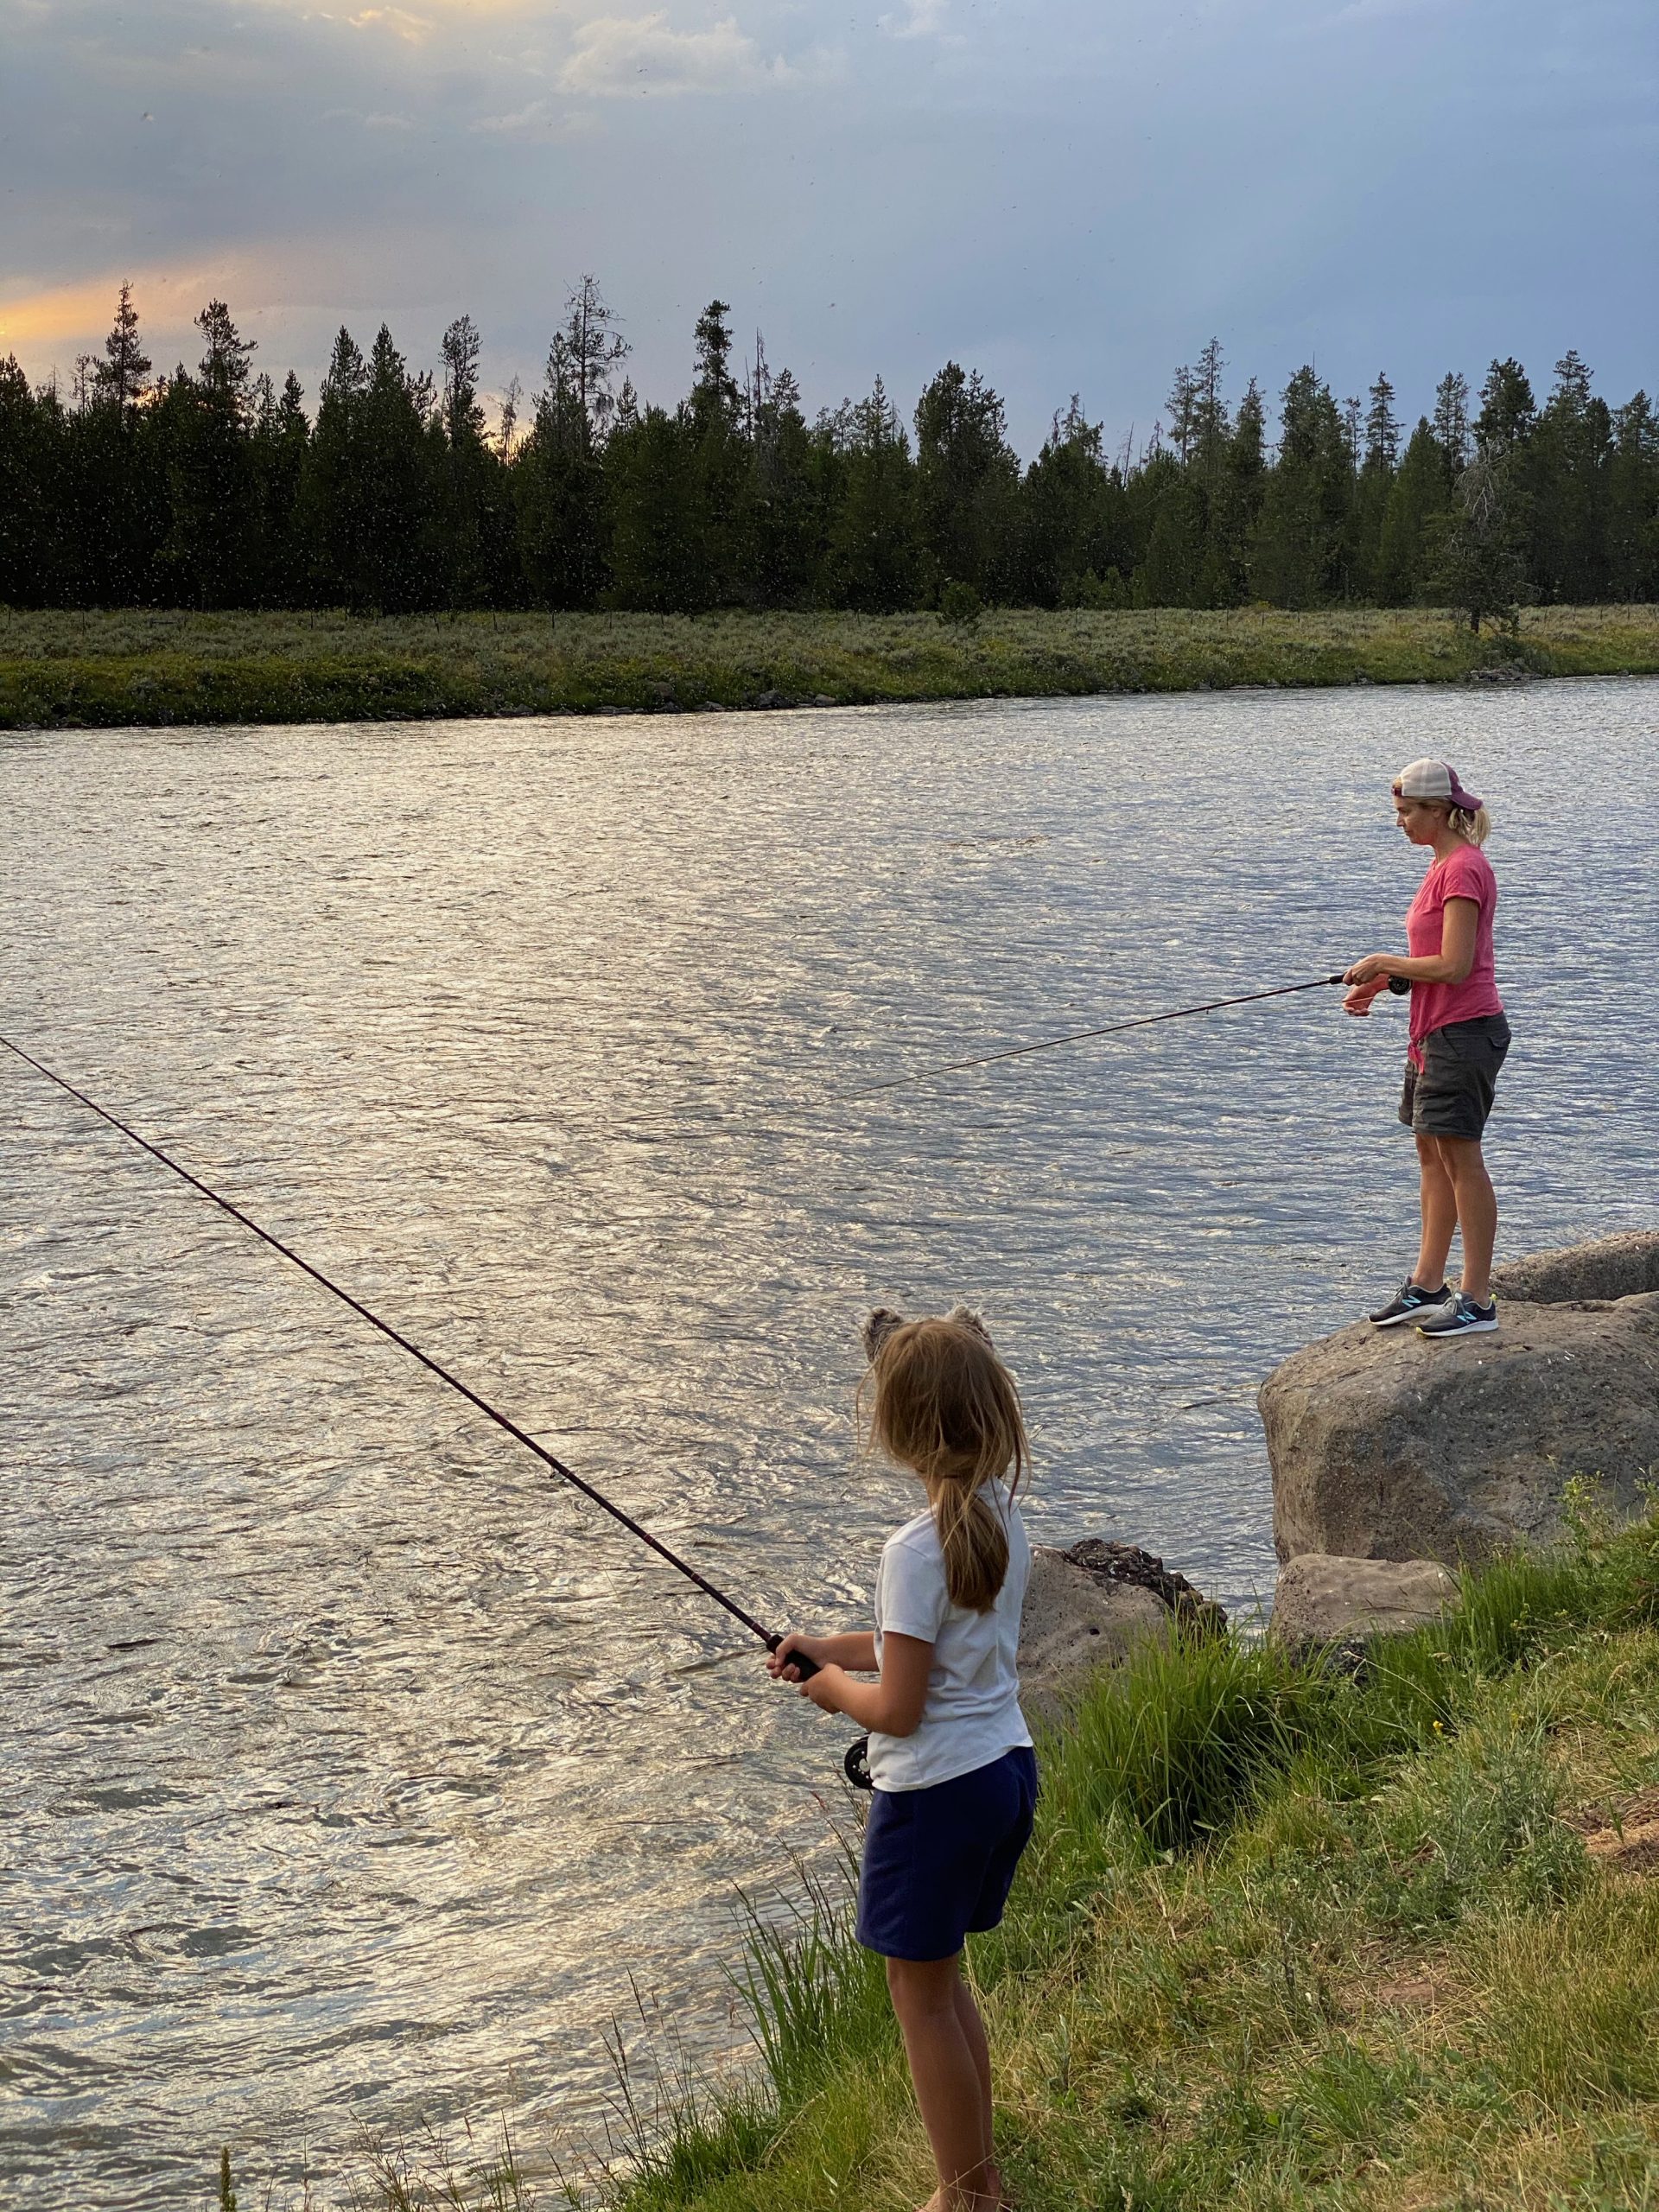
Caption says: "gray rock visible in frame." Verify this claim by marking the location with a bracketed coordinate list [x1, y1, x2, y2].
[1017, 1546, 1170, 1728]
[1491, 1230, 1659, 1306]
[1262, 1281, 1659, 1567]
[1061, 1537, 1228, 1638]
[1269, 1554, 1459, 1649]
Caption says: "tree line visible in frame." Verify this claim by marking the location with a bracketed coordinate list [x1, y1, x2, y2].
[1, 282, 1655, 620]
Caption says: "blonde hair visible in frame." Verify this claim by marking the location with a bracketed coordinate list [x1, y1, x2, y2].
[861, 1314, 1028, 1612]
[1448, 804, 1491, 846]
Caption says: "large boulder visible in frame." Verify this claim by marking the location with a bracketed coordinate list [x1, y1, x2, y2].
[1269, 1554, 1459, 1650]
[1262, 1230, 1659, 1567]
[1490, 1229, 1659, 1306]
[1017, 1547, 1172, 1728]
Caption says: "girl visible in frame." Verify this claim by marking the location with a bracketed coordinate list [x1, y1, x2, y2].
[768, 1306, 1037, 2212]
[1343, 757, 1510, 1339]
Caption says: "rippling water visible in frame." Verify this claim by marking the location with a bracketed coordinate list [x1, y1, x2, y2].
[3, 681, 1656, 2206]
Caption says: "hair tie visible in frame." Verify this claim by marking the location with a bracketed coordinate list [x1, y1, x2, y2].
[861, 1302, 996, 1363]
[861, 1306, 906, 1362]
[944, 1304, 995, 1351]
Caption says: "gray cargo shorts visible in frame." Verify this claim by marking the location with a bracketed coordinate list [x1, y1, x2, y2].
[1400, 1014, 1511, 1141]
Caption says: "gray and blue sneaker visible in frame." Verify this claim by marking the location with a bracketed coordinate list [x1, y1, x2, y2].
[1369, 1279, 1452, 1328]
[1418, 1293, 1499, 1338]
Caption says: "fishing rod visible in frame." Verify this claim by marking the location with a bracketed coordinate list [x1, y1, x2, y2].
[845, 971, 1369, 1100]
[0, 1031, 819, 1681]
[617, 970, 1403, 1144]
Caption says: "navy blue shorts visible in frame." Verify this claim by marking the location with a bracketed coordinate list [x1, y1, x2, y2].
[855, 1745, 1039, 1961]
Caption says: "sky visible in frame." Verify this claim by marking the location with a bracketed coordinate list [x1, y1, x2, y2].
[3, 0, 1656, 457]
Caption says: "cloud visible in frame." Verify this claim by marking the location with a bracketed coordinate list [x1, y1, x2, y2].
[879, 0, 949, 35]
[342, 7, 435, 41]
[558, 11, 806, 95]
[471, 96, 596, 132]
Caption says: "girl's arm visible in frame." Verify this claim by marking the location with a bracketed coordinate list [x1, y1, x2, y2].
[766, 1629, 878, 1677]
[1344, 898, 1478, 990]
[791, 1631, 933, 1737]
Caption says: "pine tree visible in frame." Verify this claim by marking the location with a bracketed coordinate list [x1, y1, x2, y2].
[547, 276, 630, 448]
[517, 281, 631, 609]
[1475, 359, 1536, 460]
[1375, 418, 1450, 604]
[1527, 350, 1611, 603]
[438, 313, 501, 606]
[1363, 374, 1400, 472]
[0, 354, 48, 604]
[163, 299, 257, 605]
[913, 362, 1020, 601]
[1251, 366, 1352, 605]
[251, 370, 309, 605]
[1349, 372, 1400, 598]
[359, 323, 441, 610]
[747, 353, 821, 607]
[1433, 451, 1530, 632]
[1192, 340, 1230, 477]
[1165, 362, 1199, 466]
[1017, 397, 1124, 605]
[92, 283, 152, 422]
[606, 404, 704, 609]
[823, 378, 918, 610]
[1605, 392, 1659, 602]
[1197, 379, 1266, 607]
[1432, 373, 1471, 474]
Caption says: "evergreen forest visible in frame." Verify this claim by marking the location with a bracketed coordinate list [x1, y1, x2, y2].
[2, 283, 1655, 620]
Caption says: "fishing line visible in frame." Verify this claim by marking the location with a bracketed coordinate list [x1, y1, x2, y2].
[0, 1030, 817, 1677]
[843, 974, 1352, 1099]
[610, 971, 1367, 1147]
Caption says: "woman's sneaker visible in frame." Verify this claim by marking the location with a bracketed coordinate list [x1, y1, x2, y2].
[1369, 1279, 1452, 1327]
[1418, 1293, 1499, 1338]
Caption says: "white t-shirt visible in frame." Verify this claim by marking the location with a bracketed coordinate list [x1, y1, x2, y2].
[868, 1484, 1033, 1792]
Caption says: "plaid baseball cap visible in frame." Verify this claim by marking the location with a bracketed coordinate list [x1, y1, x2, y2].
[1394, 758, 1484, 811]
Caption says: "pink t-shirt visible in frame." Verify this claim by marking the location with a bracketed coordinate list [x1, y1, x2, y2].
[1405, 843, 1503, 1063]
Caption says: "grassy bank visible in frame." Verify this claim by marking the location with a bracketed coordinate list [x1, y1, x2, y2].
[573, 1510, 1659, 2212]
[5, 605, 1658, 731]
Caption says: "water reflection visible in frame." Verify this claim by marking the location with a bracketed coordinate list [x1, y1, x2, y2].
[2, 680, 1655, 2204]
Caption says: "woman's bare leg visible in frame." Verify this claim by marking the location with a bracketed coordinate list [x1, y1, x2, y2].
[886, 1955, 996, 2209]
[1413, 1133, 1459, 1289]
[1438, 1136, 1497, 1299]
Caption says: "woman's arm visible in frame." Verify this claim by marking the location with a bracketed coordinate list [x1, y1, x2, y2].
[1344, 898, 1478, 990]
[766, 1629, 878, 1677]
[792, 1631, 934, 1737]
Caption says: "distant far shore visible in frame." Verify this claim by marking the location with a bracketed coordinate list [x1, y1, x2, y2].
[2, 604, 1656, 731]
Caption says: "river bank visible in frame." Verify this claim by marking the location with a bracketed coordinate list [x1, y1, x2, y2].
[3, 605, 1656, 729]
[587, 1510, 1659, 2212]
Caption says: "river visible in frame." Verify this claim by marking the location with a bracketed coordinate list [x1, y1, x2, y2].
[3, 678, 1655, 2206]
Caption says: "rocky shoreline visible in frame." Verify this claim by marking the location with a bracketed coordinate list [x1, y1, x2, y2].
[1021, 1226, 1659, 1693]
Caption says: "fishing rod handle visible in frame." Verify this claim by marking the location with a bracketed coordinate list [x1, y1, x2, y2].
[766, 1632, 821, 1681]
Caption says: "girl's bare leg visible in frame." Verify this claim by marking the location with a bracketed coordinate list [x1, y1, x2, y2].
[1413, 1133, 1459, 1289]
[951, 1974, 999, 2182]
[886, 1955, 996, 2209]
[1438, 1136, 1497, 1299]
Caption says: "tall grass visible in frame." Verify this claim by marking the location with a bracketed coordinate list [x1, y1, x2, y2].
[3, 604, 1656, 729]
[595, 1509, 1659, 2212]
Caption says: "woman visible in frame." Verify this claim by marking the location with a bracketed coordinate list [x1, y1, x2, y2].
[1344, 758, 1510, 1339]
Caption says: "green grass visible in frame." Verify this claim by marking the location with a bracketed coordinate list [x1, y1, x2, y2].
[211, 1513, 1659, 2207]
[588, 1509, 1659, 2212]
[4, 605, 1657, 729]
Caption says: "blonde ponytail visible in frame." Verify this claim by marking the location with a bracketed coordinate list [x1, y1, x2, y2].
[861, 1312, 1029, 1612]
